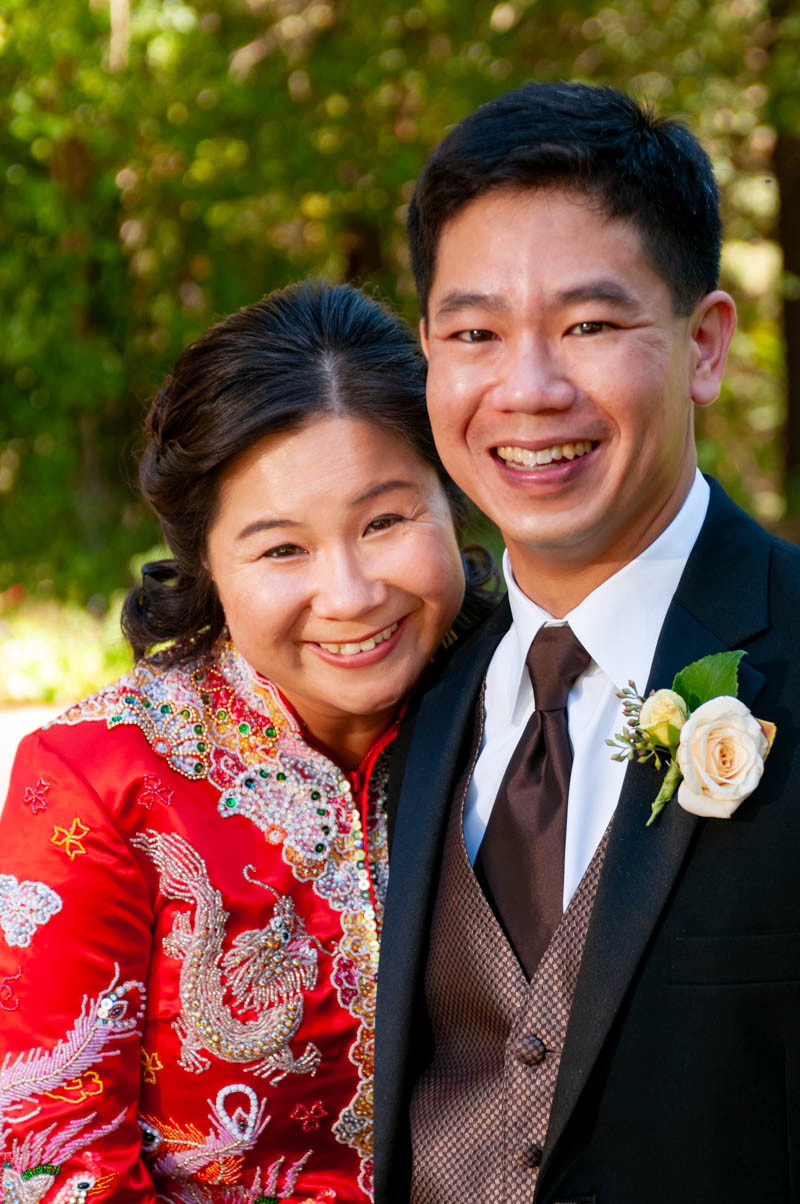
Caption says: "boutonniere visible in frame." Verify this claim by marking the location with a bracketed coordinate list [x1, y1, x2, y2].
[608, 650, 776, 826]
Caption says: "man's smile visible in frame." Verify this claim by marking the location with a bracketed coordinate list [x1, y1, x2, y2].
[496, 440, 597, 469]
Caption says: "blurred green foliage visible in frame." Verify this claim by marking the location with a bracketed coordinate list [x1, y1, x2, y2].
[0, 0, 797, 631]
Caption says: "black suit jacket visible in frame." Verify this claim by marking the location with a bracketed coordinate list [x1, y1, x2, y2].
[374, 480, 800, 1204]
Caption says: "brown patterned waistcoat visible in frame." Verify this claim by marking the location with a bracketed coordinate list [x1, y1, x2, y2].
[409, 727, 609, 1204]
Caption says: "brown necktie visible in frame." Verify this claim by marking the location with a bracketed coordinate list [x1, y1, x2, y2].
[476, 624, 592, 978]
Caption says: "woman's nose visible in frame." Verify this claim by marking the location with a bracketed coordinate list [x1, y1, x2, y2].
[310, 549, 388, 619]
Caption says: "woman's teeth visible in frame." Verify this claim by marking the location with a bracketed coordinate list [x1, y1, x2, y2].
[497, 441, 594, 468]
[317, 621, 400, 656]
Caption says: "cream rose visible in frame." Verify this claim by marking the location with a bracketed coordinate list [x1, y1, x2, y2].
[639, 688, 688, 748]
[676, 695, 769, 818]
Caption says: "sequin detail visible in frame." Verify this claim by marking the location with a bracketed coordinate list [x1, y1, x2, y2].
[132, 830, 321, 1080]
[23, 780, 50, 815]
[0, 875, 63, 949]
[51, 818, 89, 862]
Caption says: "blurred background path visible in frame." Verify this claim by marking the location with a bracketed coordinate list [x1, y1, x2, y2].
[0, 706, 62, 810]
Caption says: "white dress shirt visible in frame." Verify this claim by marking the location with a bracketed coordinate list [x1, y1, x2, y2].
[464, 470, 710, 908]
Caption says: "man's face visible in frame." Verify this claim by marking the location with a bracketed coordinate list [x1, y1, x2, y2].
[421, 187, 725, 598]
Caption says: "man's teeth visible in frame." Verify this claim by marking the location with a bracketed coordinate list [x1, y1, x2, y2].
[317, 621, 399, 656]
[497, 441, 594, 468]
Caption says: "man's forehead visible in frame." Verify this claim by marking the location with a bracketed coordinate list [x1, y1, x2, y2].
[427, 189, 653, 312]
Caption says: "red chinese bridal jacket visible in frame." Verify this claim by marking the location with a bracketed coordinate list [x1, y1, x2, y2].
[0, 639, 392, 1204]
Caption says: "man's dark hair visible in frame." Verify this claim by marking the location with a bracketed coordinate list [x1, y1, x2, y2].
[408, 81, 721, 317]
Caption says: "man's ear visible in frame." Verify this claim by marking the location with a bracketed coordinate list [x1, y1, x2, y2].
[419, 316, 430, 361]
[690, 290, 737, 408]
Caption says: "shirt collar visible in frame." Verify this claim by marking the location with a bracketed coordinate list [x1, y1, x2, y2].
[504, 470, 710, 701]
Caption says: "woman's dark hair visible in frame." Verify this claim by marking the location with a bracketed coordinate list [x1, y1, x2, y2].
[409, 81, 721, 318]
[122, 280, 497, 663]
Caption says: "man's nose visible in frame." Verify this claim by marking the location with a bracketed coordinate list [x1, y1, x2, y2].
[490, 335, 576, 412]
[310, 548, 388, 619]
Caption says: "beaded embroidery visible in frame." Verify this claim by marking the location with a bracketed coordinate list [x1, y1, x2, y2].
[149, 1150, 313, 1203]
[50, 819, 89, 862]
[0, 964, 145, 1120]
[51, 639, 390, 1193]
[23, 780, 50, 815]
[1, 1111, 122, 1204]
[0, 966, 21, 1011]
[290, 1101, 327, 1132]
[141, 1050, 163, 1085]
[137, 776, 174, 809]
[44, 1071, 103, 1106]
[131, 830, 321, 1080]
[139, 1082, 270, 1183]
[0, 875, 63, 949]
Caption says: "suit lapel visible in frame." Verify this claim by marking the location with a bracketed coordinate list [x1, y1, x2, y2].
[542, 481, 769, 1176]
[374, 598, 511, 1181]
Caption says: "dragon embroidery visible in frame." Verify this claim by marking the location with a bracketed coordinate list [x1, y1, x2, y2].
[131, 830, 321, 1080]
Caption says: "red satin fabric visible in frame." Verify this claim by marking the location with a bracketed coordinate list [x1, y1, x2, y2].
[0, 640, 392, 1204]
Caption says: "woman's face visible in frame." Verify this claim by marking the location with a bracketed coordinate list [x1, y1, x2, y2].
[206, 415, 465, 757]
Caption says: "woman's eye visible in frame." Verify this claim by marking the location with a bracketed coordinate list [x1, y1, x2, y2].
[263, 543, 305, 559]
[366, 514, 403, 534]
[454, 329, 495, 343]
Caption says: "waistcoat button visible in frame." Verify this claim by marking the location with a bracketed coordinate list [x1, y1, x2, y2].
[515, 1142, 543, 1169]
[516, 1034, 546, 1065]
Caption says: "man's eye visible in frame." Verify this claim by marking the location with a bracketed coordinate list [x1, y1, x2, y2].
[264, 543, 304, 559]
[571, 321, 611, 336]
[454, 329, 495, 343]
[366, 514, 403, 534]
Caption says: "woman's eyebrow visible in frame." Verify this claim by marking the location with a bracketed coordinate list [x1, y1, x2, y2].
[352, 480, 420, 505]
[236, 517, 299, 542]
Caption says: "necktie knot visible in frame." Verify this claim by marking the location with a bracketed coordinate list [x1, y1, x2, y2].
[526, 624, 591, 712]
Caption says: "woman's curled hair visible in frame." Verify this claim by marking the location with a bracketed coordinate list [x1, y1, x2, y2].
[122, 280, 498, 664]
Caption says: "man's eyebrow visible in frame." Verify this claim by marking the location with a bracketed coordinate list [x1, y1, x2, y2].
[554, 280, 638, 307]
[433, 292, 511, 319]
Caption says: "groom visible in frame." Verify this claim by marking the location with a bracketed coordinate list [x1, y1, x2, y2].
[374, 83, 800, 1203]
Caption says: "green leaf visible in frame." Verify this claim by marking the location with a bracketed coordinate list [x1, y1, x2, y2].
[671, 650, 747, 712]
[646, 758, 683, 827]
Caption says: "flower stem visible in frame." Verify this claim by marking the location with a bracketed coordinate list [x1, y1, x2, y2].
[646, 759, 683, 827]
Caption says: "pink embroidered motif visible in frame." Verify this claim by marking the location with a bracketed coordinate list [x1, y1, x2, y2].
[0, 967, 21, 1011]
[51, 817, 90, 861]
[137, 775, 174, 809]
[0, 964, 145, 1116]
[23, 778, 51, 814]
[291, 1101, 328, 1132]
